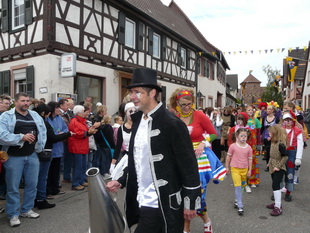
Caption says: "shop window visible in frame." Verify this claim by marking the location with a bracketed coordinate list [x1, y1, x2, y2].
[74, 75, 102, 106]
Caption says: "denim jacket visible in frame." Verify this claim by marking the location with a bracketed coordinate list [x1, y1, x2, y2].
[0, 108, 47, 153]
[47, 115, 68, 158]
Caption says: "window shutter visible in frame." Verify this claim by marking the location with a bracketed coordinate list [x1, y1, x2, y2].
[147, 28, 153, 55]
[1, 0, 9, 32]
[197, 57, 200, 74]
[203, 59, 207, 77]
[161, 86, 166, 106]
[161, 36, 166, 60]
[25, 0, 33, 25]
[137, 22, 144, 51]
[177, 44, 181, 66]
[118, 12, 126, 44]
[26, 66, 34, 97]
[0, 72, 3, 94]
[3, 70, 10, 95]
[186, 50, 190, 69]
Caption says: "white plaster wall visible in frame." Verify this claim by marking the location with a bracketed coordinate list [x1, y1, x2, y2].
[302, 61, 310, 109]
[1, 55, 120, 116]
[198, 75, 226, 107]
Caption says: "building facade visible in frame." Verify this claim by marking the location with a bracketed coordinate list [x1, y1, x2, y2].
[283, 48, 308, 107]
[240, 73, 263, 105]
[302, 42, 310, 110]
[0, 0, 229, 114]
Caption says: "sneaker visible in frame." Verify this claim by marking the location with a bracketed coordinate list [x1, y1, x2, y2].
[82, 182, 88, 187]
[10, 216, 21, 227]
[204, 220, 212, 233]
[251, 184, 257, 188]
[20, 210, 40, 219]
[266, 203, 275, 209]
[270, 206, 282, 216]
[72, 185, 85, 191]
[234, 200, 238, 209]
[293, 181, 299, 185]
[284, 194, 292, 202]
[245, 185, 251, 193]
[264, 167, 269, 172]
[57, 190, 66, 195]
[0, 207, 4, 213]
[281, 187, 287, 193]
[238, 207, 244, 215]
[36, 200, 56, 210]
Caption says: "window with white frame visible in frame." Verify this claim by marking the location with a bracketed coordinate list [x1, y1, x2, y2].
[180, 48, 186, 68]
[12, 0, 25, 30]
[13, 68, 26, 93]
[125, 18, 135, 48]
[153, 33, 160, 58]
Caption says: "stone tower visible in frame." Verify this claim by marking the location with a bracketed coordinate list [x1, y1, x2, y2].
[240, 73, 262, 105]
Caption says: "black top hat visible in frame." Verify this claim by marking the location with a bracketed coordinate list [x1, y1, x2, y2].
[127, 68, 162, 92]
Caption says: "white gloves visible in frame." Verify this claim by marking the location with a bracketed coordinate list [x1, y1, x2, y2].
[109, 164, 116, 174]
[295, 158, 301, 166]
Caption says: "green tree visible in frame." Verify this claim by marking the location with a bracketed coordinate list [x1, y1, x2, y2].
[261, 65, 283, 107]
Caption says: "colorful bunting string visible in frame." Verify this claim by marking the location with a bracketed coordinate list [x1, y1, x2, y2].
[210, 46, 308, 56]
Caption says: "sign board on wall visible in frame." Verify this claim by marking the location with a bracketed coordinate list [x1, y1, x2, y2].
[51, 93, 77, 102]
[60, 53, 77, 77]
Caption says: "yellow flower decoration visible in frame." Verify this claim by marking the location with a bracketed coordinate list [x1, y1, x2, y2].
[267, 101, 279, 108]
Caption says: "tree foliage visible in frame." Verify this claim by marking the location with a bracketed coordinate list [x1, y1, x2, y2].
[261, 65, 283, 107]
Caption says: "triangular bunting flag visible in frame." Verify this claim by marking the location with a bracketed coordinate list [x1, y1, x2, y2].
[289, 48, 293, 52]
[245, 51, 248, 55]
[277, 48, 280, 53]
[251, 50, 254, 54]
[212, 52, 216, 56]
[282, 48, 285, 52]
[270, 49, 273, 53]
[259, 50, 262, 54]
[228, 52, 231, 55]
[233, 51, 236, 55]
[239, 51, 242, 54]
[304, 46, 308, 51]
[265, 49, 268, 53]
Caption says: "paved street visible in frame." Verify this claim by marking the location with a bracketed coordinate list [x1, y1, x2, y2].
[0, 145, 310, 233]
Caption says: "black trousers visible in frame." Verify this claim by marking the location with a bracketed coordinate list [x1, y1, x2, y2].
[264, 139, 271, 164]
[134, 207, 165, 233]
[47, 157, 61, 195]
[271, 169, 285, 190]
[212, 139, 221, 160]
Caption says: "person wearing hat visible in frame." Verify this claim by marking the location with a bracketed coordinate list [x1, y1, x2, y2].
[282, 111, 303, 202]
[107, 68, 201, 233]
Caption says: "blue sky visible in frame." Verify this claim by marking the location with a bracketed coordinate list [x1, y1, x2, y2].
[162, 0, 310, 86]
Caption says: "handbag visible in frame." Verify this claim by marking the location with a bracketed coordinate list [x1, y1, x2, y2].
[100, 131, 114, 158]
[37, 150, 52, 161]
[0, 151, 9, 161]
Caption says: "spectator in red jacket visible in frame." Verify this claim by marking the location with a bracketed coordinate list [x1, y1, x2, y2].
[68, 105, 99, 191]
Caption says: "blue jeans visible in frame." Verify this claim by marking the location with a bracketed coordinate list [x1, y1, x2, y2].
[36, 160, 51, 200]
[72, 154, 87, 188]
[4, 152, 39, 218]
[285, 150, 296, 192]
[86, 150, 95, 170]
[63, 143, 73, 181]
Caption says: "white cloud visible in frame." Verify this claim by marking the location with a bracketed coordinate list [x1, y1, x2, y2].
[163, 0, 310, 86]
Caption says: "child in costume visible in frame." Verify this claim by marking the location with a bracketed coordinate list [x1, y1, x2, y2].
[227, 112, 255, 193]
[226, 128, 252, 215]
[266, 125, 288, 216]
[246, 105, 261, 188]
[282, 111, 303, 202]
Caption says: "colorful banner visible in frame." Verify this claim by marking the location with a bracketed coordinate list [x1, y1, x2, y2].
[286, 57, 299, 82]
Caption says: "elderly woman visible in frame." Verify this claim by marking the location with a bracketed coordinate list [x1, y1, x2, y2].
[169, 88, 226, 233]
[68, 105, 99, 191]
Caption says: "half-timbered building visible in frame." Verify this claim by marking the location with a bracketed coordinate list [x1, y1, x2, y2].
[0, 0, 229, 114]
